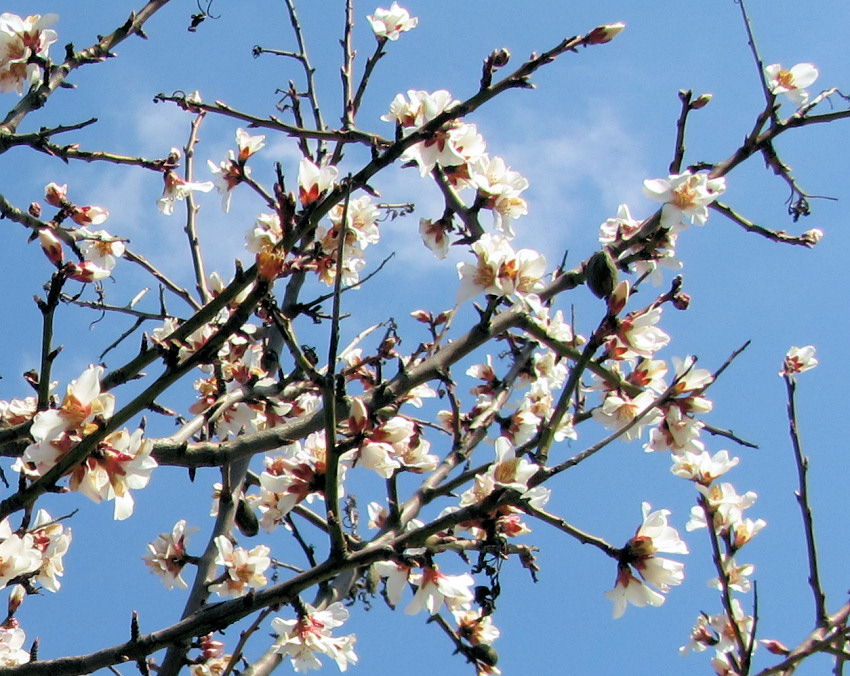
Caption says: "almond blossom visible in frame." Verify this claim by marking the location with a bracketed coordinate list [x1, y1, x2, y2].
[592, 389, 664, 442]
[456, 233, 546, 305]
[298, 157, 338, 206]
[468, 154, 529, 237]
[69, 204, 109, 227]
[18, 365, 115, 477]
[367, 2, 418, 41]
[765, 62, 819, 106]
[419, 217, 451, 259]
[687, 482, 760, 535]
[643, 171, 726, 230]
[453, 607, 500, 646]
[607, 502, 688, 618]
[0, 518, 42, 589]
[38, 228, 64, 266]
[459, 437, 539, 506]
[780, 344, 817, 376]
[608, 306, 670, 360]
[143, 519, 196, 590]
[271, 602, 358, 673]
[69, 427, 158, 520]
[157, 167, 214, 215]
[76, 228, 125, 272]
[207, 128, 265, 212]
[671, 449, 739, 485]
[209, 536, 271, 598]
[406, 565, 475, 615]
[29, 509, 71, 592]
[0, 625, 29, 666]
[0, 12, 58, 95]
[64, 260, 112, 283]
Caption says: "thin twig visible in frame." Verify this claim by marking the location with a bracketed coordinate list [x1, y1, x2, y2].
[784, 374, 828, 626]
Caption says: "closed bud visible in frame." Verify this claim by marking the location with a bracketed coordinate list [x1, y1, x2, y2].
[7, 585, 24, 615]
[586, 22, 625, 45]
[488, 48, 511, 68]
[28, 202, 41, 218]
[672, 292, 691, 311]
[585, 249, 618, 299]
[38, 228, 64, 266]
[691, 93, 713, 109]
[44, 182, 67, 208]
[608, 280, 630, 315]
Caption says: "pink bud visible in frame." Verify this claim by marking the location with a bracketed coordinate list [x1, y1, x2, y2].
[38, 228, 65, 266]
[71, 205, 110, 226]
[44, 182, 67, 207]
[586, 22, 625, 45]
[65, 261, 111, 283]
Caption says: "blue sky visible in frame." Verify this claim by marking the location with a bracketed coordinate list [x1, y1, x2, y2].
[0, 1, 849, 674]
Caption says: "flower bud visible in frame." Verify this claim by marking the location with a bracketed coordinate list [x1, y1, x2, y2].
[7, 585, 24, 615]
[28, 202, 41, 218]
[672, 291, 691, 311]
[608, 280, 630, 315]
[71, 205, 109, 226]
[691, 93, 713, 109]
[44, 182, 67, 207]
[65, 261, 111, 283]
[39, 228, 65, 266]
[586, 22, 625, 45]
[488, 48, 511, 68]
[760, 639, 790, 656]
[801, 228, 824, 246]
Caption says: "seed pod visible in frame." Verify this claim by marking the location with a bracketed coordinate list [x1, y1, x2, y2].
[235, 497, 260, 537]
[585, 249, 618, 299]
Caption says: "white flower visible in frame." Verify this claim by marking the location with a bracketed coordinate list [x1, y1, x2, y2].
[607, 502, 687, 618]
[605, 567, 665, 619]
[272, 602, 357, 673]
[419, 218, 451, 259]
[643, 171, 726, 230]
[406, 566, 475, 615]
[0, 625, 29, 666]
[670, 449, 739, 484]
[209, 536, 271, 598]
[298, 157, 338, 206]
[367, 2, 418, 40]
[780, 345, 818, 376]
[69, 427, 157, 520]
[0, 519, 42, 588]
[143, 519, 196, 590]
[592, 390, 663, 442]
[765, 63, 819, 106]
[30, 509, 71, 592]
[157, 170, 214, 215]
[456, 233, 546, 305]
[76, 228, 125, 272]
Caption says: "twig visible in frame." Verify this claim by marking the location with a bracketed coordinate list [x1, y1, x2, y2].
[711, 202, 818, 246]
[703, 423, 759, 449]
[518, 502, 619, 558]
[182, 113, 211, 304]
[783, 373, 828, 626]
[734, 0, 775, 109]
[123, 249, 201, 311]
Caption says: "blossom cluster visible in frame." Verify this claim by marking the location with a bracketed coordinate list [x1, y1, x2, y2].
[13, 365, 156, 520]
[38, 183, 123, 282]
[0, 12, 56, 95]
